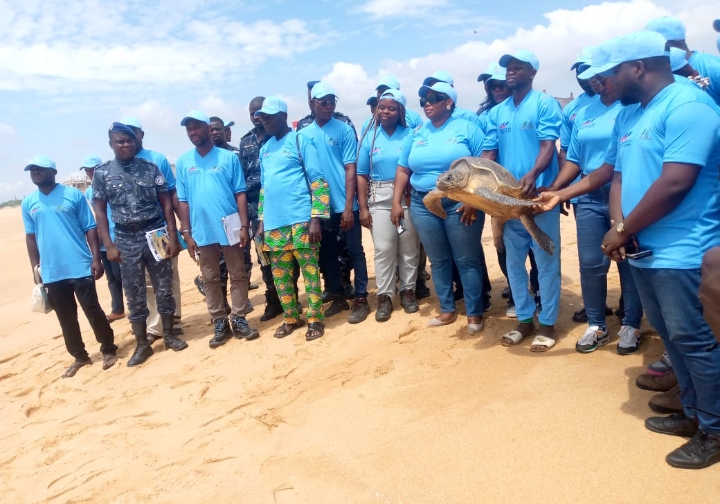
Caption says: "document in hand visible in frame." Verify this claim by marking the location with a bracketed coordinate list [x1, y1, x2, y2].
[222, 212, 243, 246]
[145, 227, 171, 262]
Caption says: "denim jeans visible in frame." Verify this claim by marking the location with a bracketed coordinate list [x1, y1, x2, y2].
[631, 266, 720, 434]
[503, 210, 561, 325]
[576, 186, 642, 328]
[497, 248, 539, 304]
[319, 211, 368, 298]
[410, 191, 485, 316]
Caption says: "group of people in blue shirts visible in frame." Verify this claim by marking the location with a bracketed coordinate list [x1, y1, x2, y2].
[20, 15, 720, 470]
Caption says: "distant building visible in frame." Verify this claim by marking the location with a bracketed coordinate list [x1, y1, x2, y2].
[63, 173, 90, 191]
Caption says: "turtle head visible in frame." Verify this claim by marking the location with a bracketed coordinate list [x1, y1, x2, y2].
[436, 164, 471, 191]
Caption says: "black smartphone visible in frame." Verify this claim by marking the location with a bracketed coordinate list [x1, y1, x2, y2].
[626, 249, 652, 260]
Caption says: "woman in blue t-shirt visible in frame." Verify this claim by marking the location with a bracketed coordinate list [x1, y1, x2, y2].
[357, 89, 421, 322]
[392, 82, 486, 333]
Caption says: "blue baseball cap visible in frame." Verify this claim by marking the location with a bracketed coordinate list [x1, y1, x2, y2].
[254, 96, 288, 116]
[570, 46, 595, 71]
[121, 117, 142, 130]
[488, 66, 507, 82]
[108, 122, 136, 139]
[379, 88, 407, 107]
[578, 40, 615, 80]
[180, 110, 209, 126]
[669, 47, 689, 72]
[646, 16, 685, 41]
[24, 155, 56, 171]
[714, 19, 720, 32]
[418, 82, 458, 104]
[366, 96, 378, 106]
[376, 75, 401, 90]
[224, 120, 235, 128]
[499, 50, 539, 71]
[478, 63, 503, 82]
[311, 81, 337, 99]
[80, 155, 103, 170]
[597, 31, 669, 76]
[422, 70, 454, 87]
[306, 80, 321, 90]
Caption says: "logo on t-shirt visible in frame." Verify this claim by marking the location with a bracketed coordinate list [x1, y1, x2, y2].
[326, 137, 339, 146]
[371, 147, 382, 156]
[521, 121, 535, 131]
[639, 128, 652, 141]
[569, 113, 578, 121]
[414, 139, 429, 148]
[30, 206, 40, 216]
[188, 166, 200, 174]
[579, 120, 595, 129]
[619, 131, 633, 149]
[499, 122, 511, 134]
[446, 135, 462, 144]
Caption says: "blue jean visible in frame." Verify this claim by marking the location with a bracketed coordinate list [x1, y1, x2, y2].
[576, 187, 642, 328]
[319, 211, 368, 298]
[631, 266, 720, 433]
[503, 210, 561, 325]
[410, 191, 485, 316]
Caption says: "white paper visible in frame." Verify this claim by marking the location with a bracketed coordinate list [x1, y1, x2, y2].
[222, 213, 243, 246]
[145, 227, 171, 262]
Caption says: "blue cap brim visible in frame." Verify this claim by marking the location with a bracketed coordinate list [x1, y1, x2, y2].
[578, 61, 615, 80]
[477, 73, 491, 82]
[24, 165, 54, 171]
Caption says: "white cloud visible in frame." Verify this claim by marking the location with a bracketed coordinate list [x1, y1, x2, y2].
[0, 123, 17, 143]
[359, 0, 446, 18]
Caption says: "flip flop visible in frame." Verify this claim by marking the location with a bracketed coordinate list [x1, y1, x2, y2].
[274, 320, 305, 339]
[102, 353, 118, 370]
[62, 359, 92, 378]
[530, 335, 556, 352]
[305, 322, 325, 341]
[501, 329, 536, 347]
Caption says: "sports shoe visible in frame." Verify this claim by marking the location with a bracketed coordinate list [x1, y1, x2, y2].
[645, 413, 699, 438]
[400, 288, 419, 314]
[376, 294, 393, 322]
[325, 297, 350, 317]
[617, 325, 641, 355]
[636, 370, 678, 392]
[505, 303, 517, 319]
[483, 298, 491, 312]
[575, 325, 609, 353]
[649, 385, 683, 414]
[209, 318, 232, 348]
[231, 316, 260, 340]
[501, 286, 511, 299]
[647, 351, 673, 376]
[415, 282, 431, 300]
[666, 430, 720, 469]
[348, 297, 370, 324]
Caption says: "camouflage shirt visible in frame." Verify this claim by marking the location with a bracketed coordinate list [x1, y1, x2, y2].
[92, 157, 168, 225]
[238, 128, 268, 222]
[295, 111, 358, 140]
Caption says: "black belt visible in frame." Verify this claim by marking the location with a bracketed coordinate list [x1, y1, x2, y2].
[114, 217, 165, 233]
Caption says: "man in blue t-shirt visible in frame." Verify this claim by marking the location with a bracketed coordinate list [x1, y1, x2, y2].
[22, 155, 117, 378]
[176, 110, 260, 348]
[482, 50, 563, 352]
[298, 81, 371, 323]
[599, 30, 720, 470]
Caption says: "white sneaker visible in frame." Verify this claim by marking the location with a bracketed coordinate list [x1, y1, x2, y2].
[575, 325, 609, 353]
[505, 304, 517, 318]
[617, 326, 641, 355]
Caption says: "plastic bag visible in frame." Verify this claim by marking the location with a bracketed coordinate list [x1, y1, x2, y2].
[30, 284, 53, 314]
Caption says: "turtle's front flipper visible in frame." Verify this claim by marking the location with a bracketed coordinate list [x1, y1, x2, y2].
[519, 213, 554, 256]
[474, 186, 538, 207]
[491, 216, 507, 253]
[424, 190, 448, 218]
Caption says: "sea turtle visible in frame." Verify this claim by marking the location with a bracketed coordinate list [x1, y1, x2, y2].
[423, 156, 554, 255]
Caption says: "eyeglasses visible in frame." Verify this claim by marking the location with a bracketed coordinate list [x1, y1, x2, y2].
[419, 95, 448, 107]
[313, 98, 337, 107]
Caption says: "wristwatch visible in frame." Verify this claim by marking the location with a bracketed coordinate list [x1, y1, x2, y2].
[616, 222, 626, 235]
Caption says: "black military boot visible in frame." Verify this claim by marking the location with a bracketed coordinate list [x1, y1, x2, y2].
[260, 289, 284, 322]
[161, 313, 188, 351]
[127, 321, 153, 367]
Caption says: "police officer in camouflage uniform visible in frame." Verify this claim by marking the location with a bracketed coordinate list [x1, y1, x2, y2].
[93, 122, 188, 368]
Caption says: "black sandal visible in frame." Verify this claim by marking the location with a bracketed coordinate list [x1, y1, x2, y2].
[62, 358, 92, 378]
[273, 319, 305, 339]
[305, 322, 325, 341]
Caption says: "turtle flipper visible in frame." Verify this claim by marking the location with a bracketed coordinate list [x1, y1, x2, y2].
[491, 216, 507, 253]
[519, 214, 554, 256]
[424, 190, 448, 218]
[474, 186, 538, 207]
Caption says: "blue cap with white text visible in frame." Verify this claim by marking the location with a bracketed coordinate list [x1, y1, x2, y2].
[24, 155, 56, 171]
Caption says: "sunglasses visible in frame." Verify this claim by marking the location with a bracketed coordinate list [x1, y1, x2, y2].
[313, 98, 337, 107]
[489, 81, 506, 90]
[420, 95, 448, 107]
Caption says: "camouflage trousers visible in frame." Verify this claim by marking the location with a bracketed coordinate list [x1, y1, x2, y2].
[115, 229, 176, 322]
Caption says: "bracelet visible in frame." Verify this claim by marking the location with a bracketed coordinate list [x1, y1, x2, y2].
[240, 225, 250, 229]
[180, 229, 191, 234]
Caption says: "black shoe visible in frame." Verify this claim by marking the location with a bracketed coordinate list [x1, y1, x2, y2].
[321, 290, 330, 303]
[343, 283, 356, 300]
[534, 294, 542, 312]
[572, 307, 587, 323]
[400, 288, 419, 314]
[645, 413, 699, 438]
[231, 316, 260, 340]
[605, 305, 614, 316]
[453, 288, 464, 302]
[376, 294, 393, 322]
[164, 334, 188, 351]
[666, 430, 720, 469]
[260, 302, 284, 322]
[483, 298, 492, 313]
[325, 298, 350, 317]
[349, 297, 370, 324]
[209, 318, 232, 348]
[194, 276, 205, 296]
[249, 283, 259, 290]
[415, 283, 431, 300]
[128, 322, 153, 367]
[501, 286, 511, 299]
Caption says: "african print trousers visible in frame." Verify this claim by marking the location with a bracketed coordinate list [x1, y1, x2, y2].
[270, 248, 323, 324]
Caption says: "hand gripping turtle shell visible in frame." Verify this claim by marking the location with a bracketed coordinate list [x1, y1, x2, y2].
[423, 157, 554, 255]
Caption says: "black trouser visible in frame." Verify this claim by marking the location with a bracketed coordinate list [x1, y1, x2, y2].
[497, 248, 539, 304]
[319, 214, 345, 298]
[100, 250, 124, 314]
[45, 277, 116, 361]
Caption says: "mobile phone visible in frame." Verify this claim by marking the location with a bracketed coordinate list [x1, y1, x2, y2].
[626, 249, 652, 260]
[397, 218, 407, 235]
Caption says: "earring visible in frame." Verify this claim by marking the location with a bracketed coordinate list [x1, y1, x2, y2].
[446, 105, 451, 110]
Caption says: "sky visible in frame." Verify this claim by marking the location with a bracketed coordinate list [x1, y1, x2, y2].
[1, 0, 719, 201]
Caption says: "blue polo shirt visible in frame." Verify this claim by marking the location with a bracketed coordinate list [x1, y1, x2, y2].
[175, 146, 247, 247]
[610, 83, 720, 269]
[483, 90, 562, 189]
[85, 186, 115, 249]
[560, 93, 595, 151]
[688, 51, 720, 106]
[259, 132, 324, 231]
[22, 184, 96, 284]
[357, 124, 411, 181]
[398, 116, 484, 193]
[567, 98, 623, 175]
[298, 117, 358, 213]
[136, 148, 176, 190]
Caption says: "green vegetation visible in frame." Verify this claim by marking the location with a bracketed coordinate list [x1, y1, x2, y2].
[0, 198, 23, 208]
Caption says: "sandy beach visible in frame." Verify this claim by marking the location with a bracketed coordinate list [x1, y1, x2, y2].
[1, 204, 718, 503]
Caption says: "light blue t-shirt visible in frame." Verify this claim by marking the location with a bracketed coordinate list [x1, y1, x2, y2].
[398, 116, 484, 192]
[688, 51, 720, 106]
[85, 186, 115, 249]
[360, 109, 424, 138]
[259, 132, 324, 231]
[298, 117, 358, 213]
[22, 184, 96, 284]
[136, 148, 176, 190]
[357, 124, 411, 181]
[567, 99, 623, 175]
[453, 106, 482, 126]
[483, 90, 562, 189]
[175, 146, 247, 247]
[609, 83, 720, 269]
[560, 93, 595, 151]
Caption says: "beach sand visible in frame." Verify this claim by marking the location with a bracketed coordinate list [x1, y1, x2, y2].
[1, 205, 718, 503]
